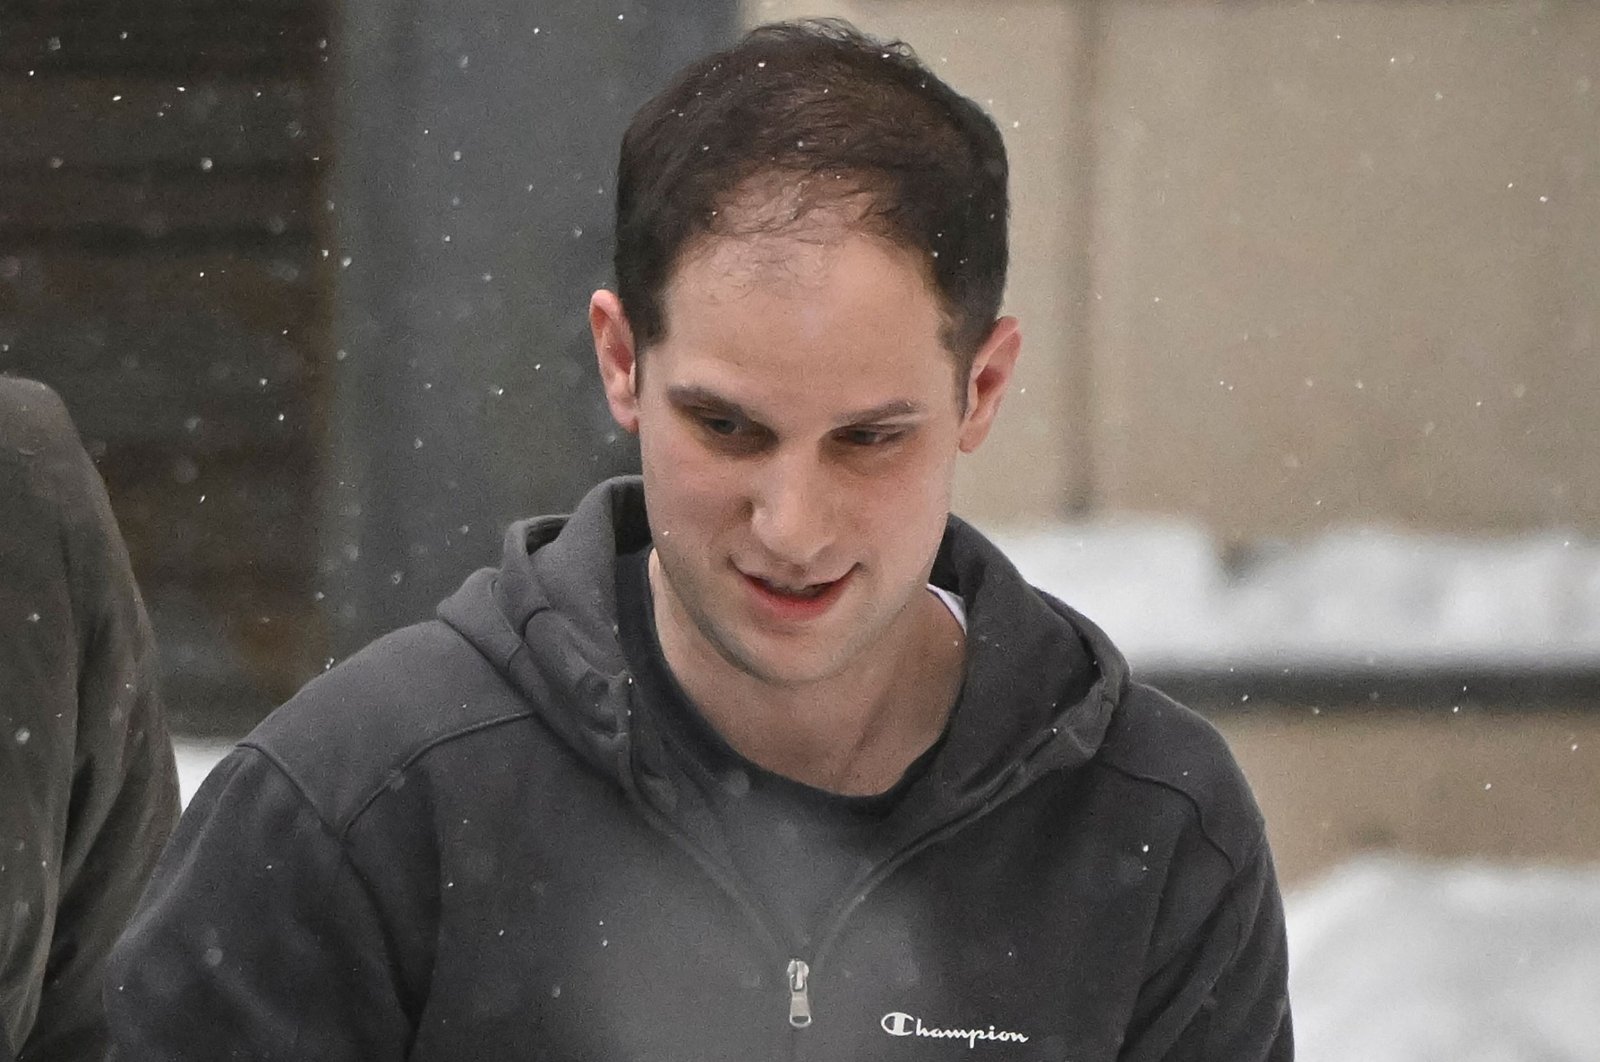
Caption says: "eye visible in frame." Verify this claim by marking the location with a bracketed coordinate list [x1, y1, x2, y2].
[840, 427, 903, 448]
[699, 415, 741, 437]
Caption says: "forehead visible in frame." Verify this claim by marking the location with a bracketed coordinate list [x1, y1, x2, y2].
[653, 229, 955, 399]
[673, 174, 933, 303]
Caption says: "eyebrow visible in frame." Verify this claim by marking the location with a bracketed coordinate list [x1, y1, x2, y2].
[665, 385, 926, 427]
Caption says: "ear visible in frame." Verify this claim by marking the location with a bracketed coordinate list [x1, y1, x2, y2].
[590, 289, 641, 435]
[958, 316, 1022, 453]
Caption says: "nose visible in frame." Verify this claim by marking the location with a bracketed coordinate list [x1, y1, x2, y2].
[748, 450, 836, 572]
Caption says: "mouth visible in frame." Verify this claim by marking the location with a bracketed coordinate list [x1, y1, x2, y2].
[751, 577, 833, 599]
[740, 567, 854, 617]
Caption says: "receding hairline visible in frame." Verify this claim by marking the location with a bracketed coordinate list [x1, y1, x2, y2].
[611, 18, 1010, 368]
[641, 171, 977, 361]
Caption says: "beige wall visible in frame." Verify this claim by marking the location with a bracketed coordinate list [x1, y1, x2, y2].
[743, 1, 1600, 537]
[1092, 0, 1600, 540]
[1216, 709, 1600, 888]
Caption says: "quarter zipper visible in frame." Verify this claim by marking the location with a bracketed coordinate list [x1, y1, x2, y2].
[796, 762, 1040, 1018]
[624, 786, 789, 956]
[772, 798, 1013, 1059]
[786, 959, 812, 1028]
[629, 803, 826, 1060]
[619, 691, 1045, 1046]
[616, 748, 804, 1035]
[626, 791, 810, 1060]
[612, 694, 789, 950]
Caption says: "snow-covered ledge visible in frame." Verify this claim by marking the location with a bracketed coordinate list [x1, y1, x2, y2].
[988, 523, 1600, 674]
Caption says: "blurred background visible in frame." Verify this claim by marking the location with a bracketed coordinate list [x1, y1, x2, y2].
[2, 0, 1597, 1057]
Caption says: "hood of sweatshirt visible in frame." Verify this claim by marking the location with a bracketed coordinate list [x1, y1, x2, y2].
[437, 476, 1129, 846]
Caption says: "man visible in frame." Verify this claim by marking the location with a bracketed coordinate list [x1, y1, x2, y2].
[107, 20, 1291, 1060]
[0, 378, 180, 1061]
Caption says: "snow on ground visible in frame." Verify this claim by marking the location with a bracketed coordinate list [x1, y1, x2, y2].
[171, 741, 1600, 1062]
[1288, 855, 1600, 1062]
[175, 739, 236, 806]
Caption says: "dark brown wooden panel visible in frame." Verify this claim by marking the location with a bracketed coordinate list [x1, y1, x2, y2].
[101, 444, 317, 584]
[1, 0, 332, 730]
[10, 362, 316, 453]
[0, 78, 321, 168]
[0, 14, 327, 78]
[106, 442, 329, 705]
[0, 249, 321, 333]
[0, 167, 317, 240]
[1, 250, 324, 449]
[5, 0, 316, 12]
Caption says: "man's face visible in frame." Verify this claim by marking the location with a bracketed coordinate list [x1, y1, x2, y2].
[593, 227, 1018, 690]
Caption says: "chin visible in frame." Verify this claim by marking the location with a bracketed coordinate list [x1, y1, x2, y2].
[714, 634, 848, 689]
[720, 639, 832, 687]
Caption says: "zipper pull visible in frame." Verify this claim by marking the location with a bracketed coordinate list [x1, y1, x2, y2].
[786, 958, 813, 1028]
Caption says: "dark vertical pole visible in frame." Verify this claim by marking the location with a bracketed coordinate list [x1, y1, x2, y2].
[324, 1, 738, 654]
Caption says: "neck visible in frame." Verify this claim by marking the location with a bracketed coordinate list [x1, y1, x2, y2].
[649, 550, 965, 796]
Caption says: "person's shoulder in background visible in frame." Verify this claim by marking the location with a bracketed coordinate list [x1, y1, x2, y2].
[0, 375, 180, 1062]
[0, 375, 86, 481]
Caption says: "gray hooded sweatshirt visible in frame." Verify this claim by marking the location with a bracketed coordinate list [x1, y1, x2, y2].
[106, 475, 1290, 1060]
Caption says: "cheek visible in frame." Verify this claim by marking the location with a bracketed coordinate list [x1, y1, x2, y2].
[888, 437, 958, 508]
[859, 447, 957, 549]
[639, 426, 744, 535]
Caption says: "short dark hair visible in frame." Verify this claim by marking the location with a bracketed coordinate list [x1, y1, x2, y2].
[613, 18, 1010, 367]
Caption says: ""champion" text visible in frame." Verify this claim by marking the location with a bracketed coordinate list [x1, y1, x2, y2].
[880, 1012, 1031, 1048]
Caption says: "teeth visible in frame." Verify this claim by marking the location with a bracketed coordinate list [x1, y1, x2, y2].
[763, 579, 826, 598]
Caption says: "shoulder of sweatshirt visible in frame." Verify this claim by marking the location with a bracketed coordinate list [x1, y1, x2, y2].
[0, 377, 96, 507]
[0, 377, 141, 648]
[0, 376, 74, 454]
[1087, 681, 1267, 877]
[240, 618, 537, 834]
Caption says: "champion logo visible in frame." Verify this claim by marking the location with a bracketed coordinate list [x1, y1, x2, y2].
[880, 1011, 1031, 1048]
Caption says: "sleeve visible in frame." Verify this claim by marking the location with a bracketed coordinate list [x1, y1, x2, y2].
[1117, 837, 1293, 1062]
[21, 617, 178, 1062]
[103, 746, 414, 1060]
[3, 383, 182, 1062]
